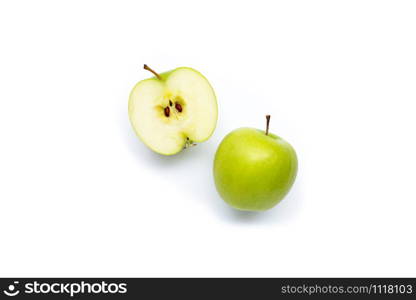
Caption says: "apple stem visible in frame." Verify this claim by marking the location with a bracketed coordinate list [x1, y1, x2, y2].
[143, 64, 161, 80]
[265, 115, 271, 135]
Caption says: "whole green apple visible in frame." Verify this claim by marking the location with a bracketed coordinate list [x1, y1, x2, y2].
[213, 116, 297, 211]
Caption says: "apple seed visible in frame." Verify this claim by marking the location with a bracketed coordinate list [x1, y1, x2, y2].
[164, 106, 170, 117]
[175, 103, 183, 112]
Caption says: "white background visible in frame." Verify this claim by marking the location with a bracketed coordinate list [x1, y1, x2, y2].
[1, 0, 415, 277]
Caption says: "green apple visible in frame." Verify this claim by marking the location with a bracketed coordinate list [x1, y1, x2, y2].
[129, 65, 217, 155]
[213, 116, 297, 211]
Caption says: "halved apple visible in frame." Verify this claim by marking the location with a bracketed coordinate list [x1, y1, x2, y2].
[129, 65, 218, 155]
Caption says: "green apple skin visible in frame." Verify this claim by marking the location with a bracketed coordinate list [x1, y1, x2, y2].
[213, 128, 298, 211]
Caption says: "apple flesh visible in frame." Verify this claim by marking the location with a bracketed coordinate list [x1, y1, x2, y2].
[129, 65, 217, 155]
[213, 116, 297, 211]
